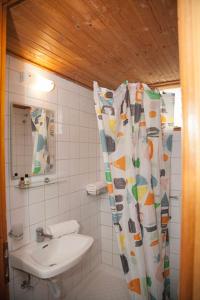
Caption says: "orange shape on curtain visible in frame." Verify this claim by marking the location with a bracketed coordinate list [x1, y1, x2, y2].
[133, 233, 141, 241]
[148, 139, 153, 160]
[145, 192, 155, 205]
[136, 87, 143, 103]
[149, 111, 157, 118]
[107, 183, 113, 194]
[139, 120, 146, 127]
[150, 240, 159, 247]
[120, 113, 128, 120]
[130, 250, 135, 256]
[117, 131, 124, 137]
[113, 156, 126, 171]
[163, 269, 170, 278]
[163, 153, 169, 161]
[128, 278, 141, 294]
[161, 216, 169, 224]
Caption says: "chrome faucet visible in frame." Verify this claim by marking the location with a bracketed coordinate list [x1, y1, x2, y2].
[36, 227, 53, 243]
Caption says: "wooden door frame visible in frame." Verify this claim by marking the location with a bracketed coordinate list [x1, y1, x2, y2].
[0, 1, 8, 299]
[178, 0, 200, 299]
[0, 2, 27, 299]
[1, 0, 200, 299]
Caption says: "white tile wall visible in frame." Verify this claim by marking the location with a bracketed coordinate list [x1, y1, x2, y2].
[170, 131, 182, 300]
[5, 55, 101, 300]
[5, 54, 182, 300]
[99, 131, 182, 300]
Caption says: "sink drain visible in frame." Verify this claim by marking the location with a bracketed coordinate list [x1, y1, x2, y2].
[49, 263, 57, 267]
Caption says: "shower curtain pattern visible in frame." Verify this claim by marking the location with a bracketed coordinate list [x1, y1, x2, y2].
[31, 107, 48, 175]
[94, 82, 174, 300]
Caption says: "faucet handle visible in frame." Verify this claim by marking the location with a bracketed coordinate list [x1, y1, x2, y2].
[36, 227, 44, 234]
[36, 227, 44, 236]
[36, 227, 44, 242]
[36, 227, 53, 242]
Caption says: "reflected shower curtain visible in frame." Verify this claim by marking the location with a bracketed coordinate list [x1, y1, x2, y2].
[94, 82, 174, 300]
[31, 107, 48, 175]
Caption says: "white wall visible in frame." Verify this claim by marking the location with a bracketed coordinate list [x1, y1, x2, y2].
[99, 131, 182, 300]
[5, 55, 101, 300]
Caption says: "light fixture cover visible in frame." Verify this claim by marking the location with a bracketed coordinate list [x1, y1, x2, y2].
[20, 72, 55, 92]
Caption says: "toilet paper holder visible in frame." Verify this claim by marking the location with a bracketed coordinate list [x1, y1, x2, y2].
[9, 223, 23, 240]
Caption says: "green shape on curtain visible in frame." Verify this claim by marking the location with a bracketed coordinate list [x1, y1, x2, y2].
[164, 256, 170, 269]
[146, 276, 152, 287]
[133, 158, 140, 168]
[154, 203, 160, 208]
[33, 160, 41, 174]
[132, 184, 138, 202]
[164, 260, 170, 269]
[145, 90, 161, 100]
[105, 171, 112, 182]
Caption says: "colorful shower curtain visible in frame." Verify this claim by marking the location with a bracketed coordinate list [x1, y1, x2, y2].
[94, 82, 174, 300]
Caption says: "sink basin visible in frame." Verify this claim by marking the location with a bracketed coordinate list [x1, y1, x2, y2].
[10, 234, 94, 279]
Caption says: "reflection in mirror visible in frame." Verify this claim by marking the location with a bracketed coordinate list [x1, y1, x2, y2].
[11, 104, 56, 179]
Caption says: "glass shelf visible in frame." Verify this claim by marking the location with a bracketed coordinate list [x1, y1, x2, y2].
[14, 178, 65, 189]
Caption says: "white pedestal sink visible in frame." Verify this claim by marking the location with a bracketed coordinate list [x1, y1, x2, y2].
[10, 234, 94, 279]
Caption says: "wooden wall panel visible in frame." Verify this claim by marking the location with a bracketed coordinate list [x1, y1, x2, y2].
[0, 2, 8, 299]
[6, 0, 179, 89]
[178, 0, 200, 299]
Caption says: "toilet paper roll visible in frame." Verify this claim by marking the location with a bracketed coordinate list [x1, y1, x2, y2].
[46, 220, 80, 238]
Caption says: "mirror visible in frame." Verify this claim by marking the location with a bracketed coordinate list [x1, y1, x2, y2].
[11, 104, 56, 179]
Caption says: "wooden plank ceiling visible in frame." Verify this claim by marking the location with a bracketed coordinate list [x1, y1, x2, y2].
[6, 0, 179, 89]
